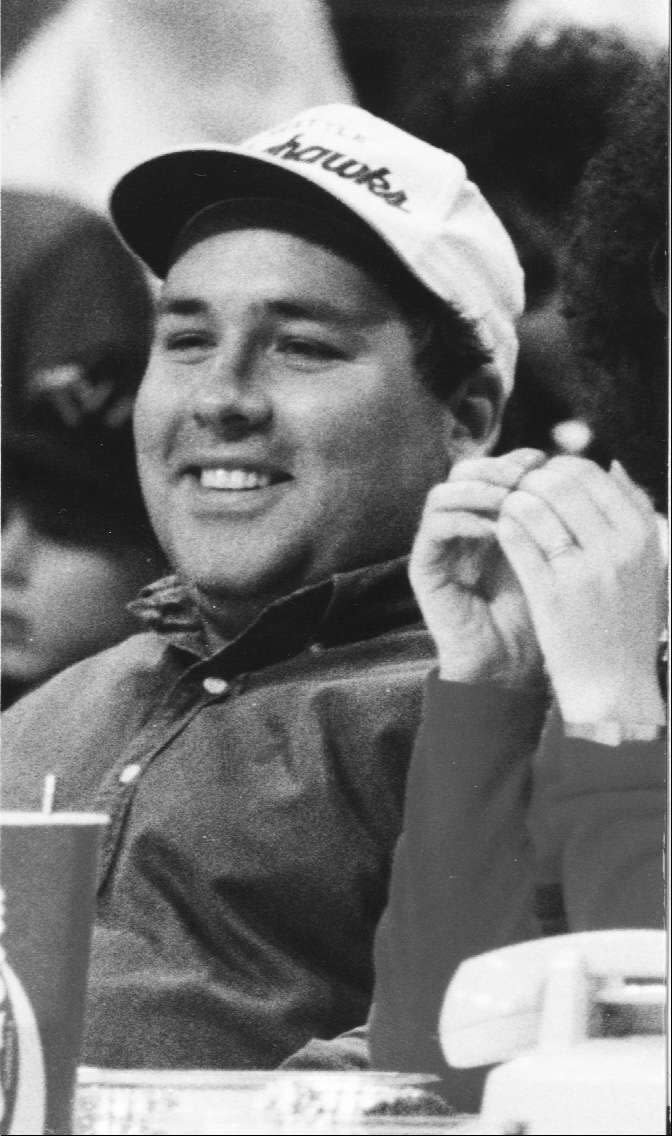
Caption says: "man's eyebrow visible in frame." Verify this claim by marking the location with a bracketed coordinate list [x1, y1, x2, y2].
[155, 295, 209, 319]
[154, 295, 384, 326]
[269, 299, 380, 326]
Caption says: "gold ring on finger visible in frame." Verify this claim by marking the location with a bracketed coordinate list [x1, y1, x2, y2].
[546, 539, 576, 561]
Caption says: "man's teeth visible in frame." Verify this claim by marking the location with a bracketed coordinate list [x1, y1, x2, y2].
[200, 468, 272, 490]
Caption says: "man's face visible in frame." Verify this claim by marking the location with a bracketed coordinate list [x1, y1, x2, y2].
[135, 226, 463, 618]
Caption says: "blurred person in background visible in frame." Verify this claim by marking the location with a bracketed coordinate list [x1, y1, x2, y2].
[527, 50, 669, 914]
[560, 56, 668, 513]
[371, 57, 668, 1107]
[1, 0, 352, 210]
[2, 190, 163, 708]
[403, 22, 650, 455]
[503, 0, 669, 53]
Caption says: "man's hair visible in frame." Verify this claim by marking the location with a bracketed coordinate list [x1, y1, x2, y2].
[563, 56, 668, 509]
[319, 214, 493, 400]
[381, 271, 492, 402]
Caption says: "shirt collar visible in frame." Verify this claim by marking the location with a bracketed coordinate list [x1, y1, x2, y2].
[128, 557, 420, 675]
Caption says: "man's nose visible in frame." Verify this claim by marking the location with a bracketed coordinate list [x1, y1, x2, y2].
[2, 508, 36, 586]
[192, 338, 272, 436]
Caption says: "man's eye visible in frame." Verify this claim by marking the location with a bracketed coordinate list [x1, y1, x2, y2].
[277, 337, 344, 366]
[161, 329, 212, 354]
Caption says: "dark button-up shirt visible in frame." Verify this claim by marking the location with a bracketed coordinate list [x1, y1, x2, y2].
[2, 558, 433, 1068]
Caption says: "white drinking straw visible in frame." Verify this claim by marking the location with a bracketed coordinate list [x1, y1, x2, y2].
[42, 774, 56, 815]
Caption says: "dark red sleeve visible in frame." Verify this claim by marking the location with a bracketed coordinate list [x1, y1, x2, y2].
[371, 672, 546, 1110]
[529, 709, 667, 931]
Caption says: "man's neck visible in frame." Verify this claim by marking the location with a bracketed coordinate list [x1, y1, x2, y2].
[187, 553, 413, 653]
[193, 590, 271, 653]
[191, 577, 326, 652]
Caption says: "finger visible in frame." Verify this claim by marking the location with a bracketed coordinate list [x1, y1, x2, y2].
[497, 512, 551, 596]
[413, 512, 498, 589]
[449, 449, 547, 490]
[517, 456, 645, 546]
[609, 462, 667, 565]
[655, 515, 669, 564]
[419, 508, 497, 549]
[609, 460, 656, 516]
[501, 489, 577, 563]
[424, 479, 510, 518]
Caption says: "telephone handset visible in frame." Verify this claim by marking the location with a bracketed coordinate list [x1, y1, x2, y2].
[439, 928, 665, 1069]
[439, 929, 666, 1136]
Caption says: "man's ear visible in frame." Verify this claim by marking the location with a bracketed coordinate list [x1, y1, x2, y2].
[441, 364, 507, 463]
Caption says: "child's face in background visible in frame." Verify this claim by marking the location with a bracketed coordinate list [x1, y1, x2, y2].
[2, 499, 154, 698]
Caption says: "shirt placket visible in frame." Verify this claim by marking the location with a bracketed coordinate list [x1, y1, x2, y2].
[93, 661, 236, 890]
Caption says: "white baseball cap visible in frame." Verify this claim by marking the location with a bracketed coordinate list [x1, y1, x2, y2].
[110, 104, 524, 391]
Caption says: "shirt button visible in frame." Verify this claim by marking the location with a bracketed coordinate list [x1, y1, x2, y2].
[202, 676, 229, 696]
[119, 763, 141, 785]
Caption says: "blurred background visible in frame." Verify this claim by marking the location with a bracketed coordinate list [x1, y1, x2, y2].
[3, 0, 668, 118]
[3, 0, 668, 108]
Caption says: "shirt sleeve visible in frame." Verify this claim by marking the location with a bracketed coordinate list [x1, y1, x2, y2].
[280, 1022, 371, 1071]
[529, 707, 667, 931]
[370, 671, 546, 1110]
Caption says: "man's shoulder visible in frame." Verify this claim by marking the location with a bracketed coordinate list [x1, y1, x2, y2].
[2, 631, 172, 752]
[1, 631, 175, 810]
[322, 622, 435, 682]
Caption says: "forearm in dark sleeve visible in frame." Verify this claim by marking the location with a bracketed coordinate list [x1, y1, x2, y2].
[371, 672, 545, 1107]
[531, 711, 667, 931]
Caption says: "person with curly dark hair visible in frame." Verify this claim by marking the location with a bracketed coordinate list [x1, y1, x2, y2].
[403, 23, 652, 454]
[562, 56, 668, 511]
[371, 50, 668, 1112]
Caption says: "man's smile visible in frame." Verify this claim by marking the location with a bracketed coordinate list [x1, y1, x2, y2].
[176, 453, 293, 491]
[175, 458, 294, 514]
[199, 468, 274, 491]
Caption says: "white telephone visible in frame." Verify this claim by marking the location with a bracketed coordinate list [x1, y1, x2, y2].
[439, 929, 667, 1136]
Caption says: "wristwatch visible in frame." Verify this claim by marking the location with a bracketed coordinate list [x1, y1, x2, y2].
[564, 719, 665, 747]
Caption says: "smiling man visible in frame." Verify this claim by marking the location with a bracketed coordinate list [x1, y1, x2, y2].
[2, 105, 522, 1068]
[137, 220, 458, 637]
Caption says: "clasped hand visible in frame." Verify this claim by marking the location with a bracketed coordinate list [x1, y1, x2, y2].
[410, 449, 666, 727]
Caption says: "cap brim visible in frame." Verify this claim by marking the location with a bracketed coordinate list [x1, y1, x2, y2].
[3, 429, 140, 505]
[110, 146, 373, 278]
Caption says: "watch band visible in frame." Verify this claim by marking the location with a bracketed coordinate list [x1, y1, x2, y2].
[564, 719, 665, 747]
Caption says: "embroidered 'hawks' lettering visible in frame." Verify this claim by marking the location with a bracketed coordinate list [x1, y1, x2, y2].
[265, 134, 410, 212]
